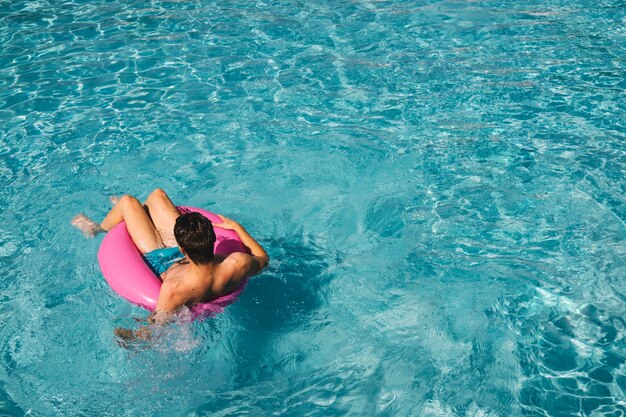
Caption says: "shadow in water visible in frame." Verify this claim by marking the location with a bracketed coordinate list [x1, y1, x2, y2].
[238, 236, 330, 326]
[202, 234, 337, 389]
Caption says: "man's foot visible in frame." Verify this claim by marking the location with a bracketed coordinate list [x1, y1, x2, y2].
[71, 214, 104, 238]
[109, 195, 121, 206]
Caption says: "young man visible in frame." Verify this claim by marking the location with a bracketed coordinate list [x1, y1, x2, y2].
[72, 188, 269, 320]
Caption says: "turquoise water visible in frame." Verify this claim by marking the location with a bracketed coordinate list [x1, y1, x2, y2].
[1, 0, 626, 415]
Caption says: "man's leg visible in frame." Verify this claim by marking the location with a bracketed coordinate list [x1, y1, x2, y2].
[142, 188, 181, 247]
[72, 195, 164, 253]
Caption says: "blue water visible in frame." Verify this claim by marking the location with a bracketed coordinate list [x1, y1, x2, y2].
[1, 0, 626, 415]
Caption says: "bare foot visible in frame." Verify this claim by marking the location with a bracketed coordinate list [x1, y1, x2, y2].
[109, 195, 120, 206]
[71, 213, 104, 238]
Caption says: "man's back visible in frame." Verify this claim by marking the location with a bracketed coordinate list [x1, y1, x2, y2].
[157, 251, 262, 311]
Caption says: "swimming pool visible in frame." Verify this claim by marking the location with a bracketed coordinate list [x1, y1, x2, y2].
[1, 0, 625, 415]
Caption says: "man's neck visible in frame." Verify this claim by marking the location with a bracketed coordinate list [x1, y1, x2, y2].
[188, 260, 214, 277]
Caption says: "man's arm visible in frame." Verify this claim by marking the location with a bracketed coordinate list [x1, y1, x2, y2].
[214, 214, 269, 275]
[155, 280, 185, 314]
[114, 282, 181, 343]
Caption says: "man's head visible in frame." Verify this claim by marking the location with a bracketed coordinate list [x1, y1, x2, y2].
[174, 212, 216, 265]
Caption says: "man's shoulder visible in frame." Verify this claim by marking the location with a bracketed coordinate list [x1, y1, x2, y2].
[220, 252, 253, 269]
[214, 253, 255, 282]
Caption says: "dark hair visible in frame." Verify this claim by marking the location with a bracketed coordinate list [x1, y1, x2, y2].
[174, 212, 216, 264]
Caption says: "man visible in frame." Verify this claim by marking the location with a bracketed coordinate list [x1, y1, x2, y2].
[72, 188, 269, 324]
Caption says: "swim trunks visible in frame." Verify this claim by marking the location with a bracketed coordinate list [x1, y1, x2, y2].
[143, 246, 185, 276]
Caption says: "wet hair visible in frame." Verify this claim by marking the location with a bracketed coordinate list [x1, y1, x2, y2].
[174, 212, 216, 264]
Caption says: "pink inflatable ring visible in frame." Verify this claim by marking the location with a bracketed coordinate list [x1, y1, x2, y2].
[98, 206, 249, 317]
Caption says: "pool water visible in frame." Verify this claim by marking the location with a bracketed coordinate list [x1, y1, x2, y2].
[1, 0, 626, 415]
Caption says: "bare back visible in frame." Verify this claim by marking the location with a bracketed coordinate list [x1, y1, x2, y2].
[158, 252, 256, 308]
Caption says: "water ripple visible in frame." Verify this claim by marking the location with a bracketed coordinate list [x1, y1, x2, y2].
[1, 0, 625, 415]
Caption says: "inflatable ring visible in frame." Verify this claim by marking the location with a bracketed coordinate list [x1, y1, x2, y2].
[98, 206, 249, 318]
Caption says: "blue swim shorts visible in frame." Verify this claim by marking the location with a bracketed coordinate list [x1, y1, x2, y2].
[143, 246, 185, 276]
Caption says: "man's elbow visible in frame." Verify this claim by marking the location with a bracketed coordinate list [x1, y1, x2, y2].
[261, 255, 270, 270]
[254, 255, 269, 272]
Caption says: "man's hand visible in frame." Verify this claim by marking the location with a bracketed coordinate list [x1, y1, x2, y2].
[114, 311, 173, 348]
[213, 214, 269, 272]
[213, 214, 241, 231]
[114, 326, 153, 349]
